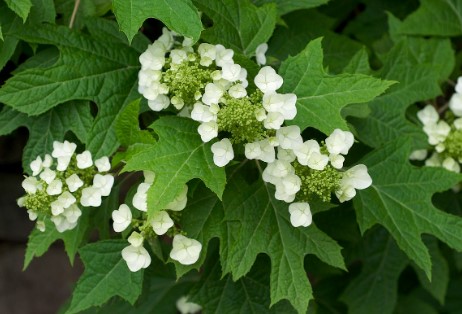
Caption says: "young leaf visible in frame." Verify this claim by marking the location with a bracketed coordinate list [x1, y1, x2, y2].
[279, 38, 394, 134]
[0, 102, 93, 173]
[354, 138, 462, 278]
[112, 0, 203, 44]
[66, 240, 144, 314]
[5, 0, 32, 22]
[219, 171, 345, 314]
[398, 0, 462, 37]
[193, 0, 277, 56]
[341, 228, 408, 314]
[0, 20, 143, 158]
[123, 116, 226, 216]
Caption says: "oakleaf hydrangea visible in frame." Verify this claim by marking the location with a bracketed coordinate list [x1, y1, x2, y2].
[18, 141, 113, 233]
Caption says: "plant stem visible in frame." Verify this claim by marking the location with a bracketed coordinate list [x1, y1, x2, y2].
[69, 0, 81, 29]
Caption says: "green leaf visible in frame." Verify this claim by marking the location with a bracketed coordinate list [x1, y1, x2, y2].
[341, 228, 408, 314]
[190, 254, 296, 313]
[112, 0, 203, 44]
[351, 36, 454, 149]
[123, 116, 226, 216]
[0, 102, 93, 173]
[193, 0, 277, 56]
[413, 237, 449, 304]
[5, 0, 32, 22]
[219, 171, 345, 313]
[66, 240, 144, 314]
[252, 0, 329, 15]
[354, 139, 462, 278]
[24, 212, 90, 269]
[279, 38, 394, 134]
[115, 99, 155, 147]
[0, 20, 143, 158]
[398, 0, 462, 37]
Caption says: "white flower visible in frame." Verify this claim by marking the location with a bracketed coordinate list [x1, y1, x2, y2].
[198, 43, 216, 66]
[165, 185, 188, 211]
[171, 96, 185, 110]
[95, 156, 111, 172]
[46, 179, 63, 196]
[329, 154, 345, 169]
[198, 121, 219, 142]
[276, 125, 303, 150]
[255, 107, 267, 121]
[211, 138, 234, 167]
[63, 204, 82, 224]
[435, 143, 445, 153]
[148, 95, 170, 111]
[293, 140, 320, 166]
[170, 234, 202, 265]
[417, 105, 440, 125]
[215, 44, 234, 67]
[92, 174, 114, 196]
[255, 43, 268, 66]
[51, 199, 65, 216]
[66, 174, 84, 192]
[288, 202, 312, 227]
[454, 118, 462, 130]
[228, 84, 247, 99]
[40, 168, 56, 184]
[76, 150, 93, 169]
[306, 152, 329, 171]
[176, 296, 202, 314]
[245, 142, 262, 159]
[277, 148, 296, 162]
[170, 49, 188, 65]
[139, 44, 165, 70]
[157, 27, 174, 50]
[36, 220, 46, 232]
[150, 211, 174, 235]
[409, 149, 428, 161]
[17, 196, 26, 208]
[264, 111, 285, 130]
[262, 93, 297, 120]
[112, 204, 132, 233]
[221, 63, 242, 82]
[425, 153, 441, 167]
[56, 156, 72, 171]
[51, 214, 77, 233]
[335, 185, 356, 203]
[449, 93, 462, 117]
[191, 102, 217, 123]
[42, 154, 53, 168]
[27, 209, 37, 221]
[202, 83, 224, 105]
[80, 187, 102, 207]
[341, 164, 372, 190]
[128, 231, 144, 248]
[22, 176, 40, 194]
[423, 120, 451, 145]
[455, 76, 462, 94]
[52, 140, 77, 158]
[30, 156, 43, 176]
[133, 183, 150, 212]
[254, 66, 283, 94]
[325, 129, 355, 155]
[257, 139, 276, 163]
[274, 187, 296, 203]
[57, 191, 76, 208]
[442, 157, 460, 173]
[122, 245, 151, 272]
[278, 173, 301, 196]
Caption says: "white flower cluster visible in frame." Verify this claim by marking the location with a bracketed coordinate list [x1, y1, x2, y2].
[261, 128, 372, 227]
[113, 172, 202, 272]
[176, 296, 202, 314]
[18, 141, 113, 232]
[412, 78, 462, 173]
[138, 29, 299, 168]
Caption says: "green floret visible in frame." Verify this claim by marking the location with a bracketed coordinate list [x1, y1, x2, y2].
[444, 128, 462, 160]
[294, 162, 341, 203]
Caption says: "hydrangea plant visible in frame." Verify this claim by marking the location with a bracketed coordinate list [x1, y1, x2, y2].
[1, 0, 462, 313]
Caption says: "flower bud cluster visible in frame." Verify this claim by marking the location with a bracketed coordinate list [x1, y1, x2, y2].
[261, 128, 372, 227]
[138, 29, 298, 167]
[412, 78, 462, 173]
[113, 171, 202, 272]
[18, 141, 113, 233]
